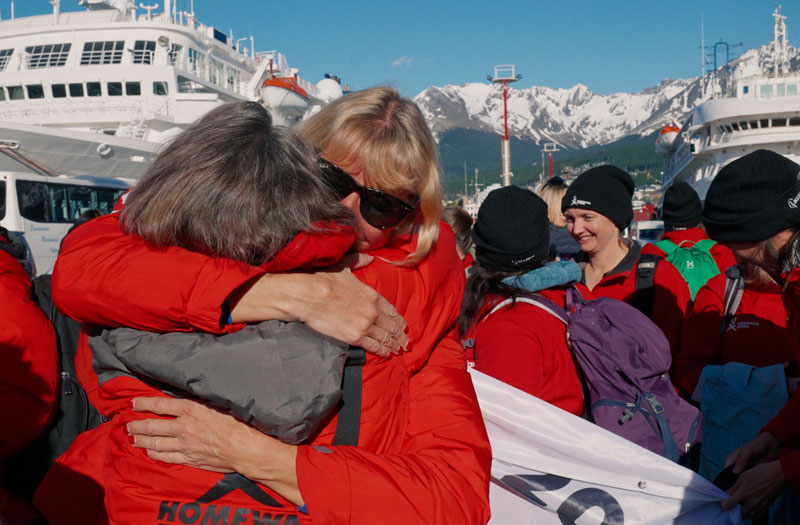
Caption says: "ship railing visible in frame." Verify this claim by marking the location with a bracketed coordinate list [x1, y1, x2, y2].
[0, 98, 168, 122]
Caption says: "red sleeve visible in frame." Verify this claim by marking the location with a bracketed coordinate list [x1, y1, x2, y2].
[652, 260, 691, 357]
[782, 268, 800, 367]
[674, 274, 726, 397]
[0, 250, 58, 458]
[762, 393, 800, 490]
[295, 331, 492, 524]
[710, 243, 737, 273]
[52, 214, 262, 334]
[473, 305, 547, 397]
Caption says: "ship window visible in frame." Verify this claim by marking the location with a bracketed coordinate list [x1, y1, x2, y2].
[724, 125, 733, 133]
[87, 82, 101, 97]
[209, 58, 224, 86]
[125, 82, 141, 96]
[80, 41, 123, 65]
[69, 83, 84, 97]
[52, 84, 67, 98]
[790, 117, 800, 126]
[26, 43, 71, 69]
[743, 85, 749, 94]
[153, 81, 168, 95]
[7, 86, 24, 100]
[0, 88, 5, 101]
[760, 119, 770, 128]
[760, 85, 773, 98]
[730, 122, 740, 131]
[788, 84, 798, 96]
[26, 85, 45, 99]
[227, 68, 241, 91]
[16, 180, 126, 223]
[750, 120, 759, 129]
[132, 40, 156, 65]
[187, 48, 206, 77]
[739, 121, 748, 130]
[773, 118, 787, 127]
[107, 82, 122, 96]
[777, 84, 786, 97]
[168, 44, 183, 66]
[0, 49, 13, 72]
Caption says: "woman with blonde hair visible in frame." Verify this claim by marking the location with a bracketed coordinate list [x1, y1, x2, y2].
[48, 88, 491, 524]
[538, 176, 579, 260]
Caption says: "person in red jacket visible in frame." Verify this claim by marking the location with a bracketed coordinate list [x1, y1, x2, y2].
[43, 89, 492, 524]
[458, 186, 584, 415]
[691, 150, 800, 519]
[0, 228, 58, 523]
[674, 265, 792, 398]
[561, 165, 691, 354]
[641, 181, 737, 276]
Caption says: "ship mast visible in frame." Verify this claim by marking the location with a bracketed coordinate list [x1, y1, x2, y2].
[773, 6, 789, 78]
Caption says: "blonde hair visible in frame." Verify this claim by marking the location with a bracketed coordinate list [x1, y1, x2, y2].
[297, 86, 442, 265]
[537, 181, 568, 225]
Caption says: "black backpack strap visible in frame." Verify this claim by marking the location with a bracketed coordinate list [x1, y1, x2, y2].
[720, 265, 745, 335]
[333, 347, 366, 446]
[631, 253, 660, 317]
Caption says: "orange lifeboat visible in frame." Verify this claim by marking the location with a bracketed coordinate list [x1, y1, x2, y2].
[261, 76, 310, 118]
[655, 124, 680, 156]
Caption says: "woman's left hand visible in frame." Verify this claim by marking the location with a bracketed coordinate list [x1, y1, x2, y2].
[722, 460, 786, 517]
[128, 396, 246, 473]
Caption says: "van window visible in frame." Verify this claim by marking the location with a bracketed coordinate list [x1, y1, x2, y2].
[16, 180, 125, 222]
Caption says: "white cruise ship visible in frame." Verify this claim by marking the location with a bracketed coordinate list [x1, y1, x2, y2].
[660, 7, 800, 199]
[0, 0, 345, 179]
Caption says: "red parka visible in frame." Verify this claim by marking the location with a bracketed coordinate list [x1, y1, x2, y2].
[40, 214, 492, 525]
[582, 241, 691, 355]
[640, 227, 738, 274]
[468, 287, 584, 416]
[674, 272, 792, 397]
[757, 267, 800, 491]
[0, 239, 58, 521]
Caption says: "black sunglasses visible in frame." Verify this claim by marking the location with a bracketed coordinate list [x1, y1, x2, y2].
[318, 158, 417, 229]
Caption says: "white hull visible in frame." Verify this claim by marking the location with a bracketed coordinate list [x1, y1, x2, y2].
[0, 121, 158, 178]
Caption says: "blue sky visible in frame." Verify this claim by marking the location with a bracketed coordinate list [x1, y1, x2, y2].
[6, 1, 799, 97]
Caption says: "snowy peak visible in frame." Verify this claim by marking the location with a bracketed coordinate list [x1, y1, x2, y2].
[414, 43, 798, 150]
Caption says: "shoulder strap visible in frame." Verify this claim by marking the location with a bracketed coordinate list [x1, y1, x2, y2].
[485, 294, 569, 325]
[693, 239, 717, 253]
[720, 266, 745, 335]
[333, 347, 366, 446]
[631, 253, 660, 317]
[655, 239, 678, 256]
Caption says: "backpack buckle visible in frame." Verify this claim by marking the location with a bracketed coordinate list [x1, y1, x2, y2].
[644, 393, 664, 414]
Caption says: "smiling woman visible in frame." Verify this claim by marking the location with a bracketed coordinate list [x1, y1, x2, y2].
[560, 165, 691, 355]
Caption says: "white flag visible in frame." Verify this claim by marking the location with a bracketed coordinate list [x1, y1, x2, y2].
[468, 369, 743, 524]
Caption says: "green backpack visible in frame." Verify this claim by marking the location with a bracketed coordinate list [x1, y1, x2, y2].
[655, 239, 720, 300]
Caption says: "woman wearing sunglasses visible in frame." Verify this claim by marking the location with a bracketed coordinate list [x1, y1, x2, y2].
[47, 87, 491, 524]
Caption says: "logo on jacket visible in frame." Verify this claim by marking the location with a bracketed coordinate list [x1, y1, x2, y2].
[685, 261, 695, 270]
[570, 196, 592, 207]
[156, 474, 298, 524]
[726, 317, 760, 332]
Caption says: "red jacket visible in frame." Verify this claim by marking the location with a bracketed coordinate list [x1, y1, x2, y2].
[674, 272, 792, 397]
[640, 227, 738, 274]
[583, 242, 691, 355]
[469, 287, 584, 416]
[0, 243, 58, 521]
[40, 215, 491, 525]
[759, 267, 800, 491]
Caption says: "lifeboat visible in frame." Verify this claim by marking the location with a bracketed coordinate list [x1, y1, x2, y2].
[655, 124, 680, 156]
[261, 76, 310, 118]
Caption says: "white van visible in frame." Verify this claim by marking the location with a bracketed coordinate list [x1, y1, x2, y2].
[0, 171, 130, 275]
[628, 220, 665, 246]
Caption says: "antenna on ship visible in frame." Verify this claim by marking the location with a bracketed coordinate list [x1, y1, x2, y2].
[540, 142, 559, 186]
[773, 5, 789, 78]
[488, 65, 521, 187]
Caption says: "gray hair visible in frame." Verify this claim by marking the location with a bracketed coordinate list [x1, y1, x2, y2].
[122, 101, 353, 265]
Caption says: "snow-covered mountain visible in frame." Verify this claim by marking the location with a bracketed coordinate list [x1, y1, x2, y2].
[414, 43, 800, 150]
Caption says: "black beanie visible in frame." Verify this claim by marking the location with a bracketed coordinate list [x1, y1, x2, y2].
[702, 150, 800, 243]
[472, 186, 550, 272]
[662, 181, 702, 231]
[561, 165, 634, 230]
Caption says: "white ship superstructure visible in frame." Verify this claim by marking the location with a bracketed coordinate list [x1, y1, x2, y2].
[661, 7, 800, 198]
[0, 0, 344, 179]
